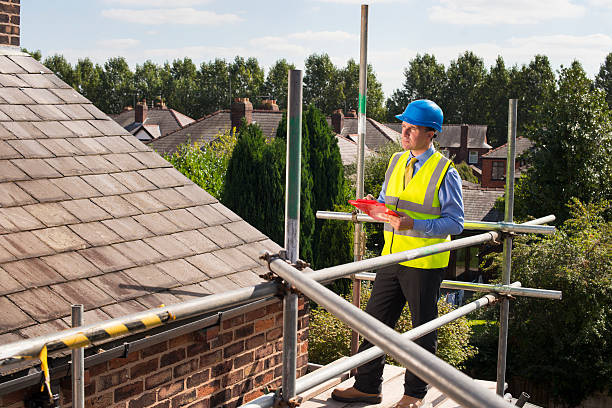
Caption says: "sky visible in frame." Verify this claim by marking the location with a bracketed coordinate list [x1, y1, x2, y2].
[22, 0, 612, 99]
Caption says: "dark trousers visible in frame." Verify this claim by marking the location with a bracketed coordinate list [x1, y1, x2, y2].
[353, 263, 444, 399]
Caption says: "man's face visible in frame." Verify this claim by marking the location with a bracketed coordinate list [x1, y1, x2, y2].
[401, 122, 434, 153]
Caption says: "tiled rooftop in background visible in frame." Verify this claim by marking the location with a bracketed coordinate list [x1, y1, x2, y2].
[0, 51, 279, 341]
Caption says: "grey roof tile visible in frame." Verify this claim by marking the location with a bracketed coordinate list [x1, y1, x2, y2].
[67, 137, 109, 154]
[7, 139, 53, 158]
[39, 138, 82, 156]
[171, 230, 218, 254]
[1, 87, 36, 104]
[19, 319, 70, 340]
[0, 266, 25, 295]
[112, 240, 165, 266]
[227, 270, 264, 287]
[50, 176, 103, 199]
[2, 121, 46, 139]
[185, 253, 233, 279]
[121, 191, 168, 213]
[2, 257, 65, 287]
[61, 199, 112, 223]
[36, 226, 88, 252]
[0, 207, 45, 233]
[0, 231, 55, 259]
[55, 104, 95, 120]
[0, 122, 14, 138]
[143, 235, 194, 259]
[69, 221, 123, 247]
[0, 332, 24, 343]
[15, 73, 56, 88]
[9, 286, 72, 323]
[136, 291, 182, 309]
[138, 167, 186, 189]
[41, 252, 102, 280]
[79, 245, 136, 273]
[199, 225, 242, 248]
[124, 264, 180, 292]
[0, 241, 17, 263]
[50, 279, 115, 310]
[9, 55, 53, 74]
[188, 205, 229, 226]
[130, 151, 172, 168]
[0, 297, 34, 334]
[17, 179, 71, 202]
[61, 120, 103, 137]
[0, 182, 35, 207]
[0, 73, 29, 87]
[82, 104, 108, 120]
[75, 154, 120, 174]
[45, 74, 72, 89]
[103, 153, 147, 171]
[101, 300, 147, 318]
[0, 105, 39, 121]
[235, 242, 269, 265]
[24, 202, 81, 227]
[147, 187, 192, 209]
[212, 248, 259, 272]
[21, 88, 64, 104]
[0, 56, 28, 74]
[0, 109, 10, 121]
[168, 283, 211, 301]
[111, 171, 156, 192]
[89, 120, 130, 136]
[102, 217, 154, 241]
[45, 156, 91, 176]
[96, 135, 136, 153]
[61, 308, 111, 326]
[49, 88, 90, 104]
[155, 259, 208, 285]
[12, 158, 62, 179]
[122, 135, 150, 152]
[28, 106, 71, 121]
[133, 212, 181, 235]
[160, 209, 206, 231]
[174, 184, 217, 206]
[81, 174, 131, 195]
[224, 221, 266, 243]
[199, 276, 240, 294]
[0, 160, 28, 182]
[89, 271, 147, 302]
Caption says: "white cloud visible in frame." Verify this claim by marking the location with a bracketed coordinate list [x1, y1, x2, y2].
[97, 38, 140, 49]
[101, 8, 243, 25]
[147, 45, 246, 60]
[588, 0, 612, 7]
[315, 0, 410, 3]
[102, 0, 212, 7]
[249, 37, 310, 56]
[429, 0, 585, 25]
[288, 30, 358, 42]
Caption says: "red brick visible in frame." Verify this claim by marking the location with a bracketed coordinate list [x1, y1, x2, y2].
[233, 351, 254, 369]
[99, 369, 129, 391]
[299, 341, 309, 354]
[86, 392, 113, 408]
[157, 379, 184, 400]
[186, 368, 210, 388]
[232, 378, 253, 398]
[128, 391, 156, 408]
[109, 351, 139, 369]
[209, 390, 232, 408]
[254, 317, 274, 333]
[255, 344, 274, 360]
[253, 370, 274, 387]
[169, 333, 192, 349]
[211, 360, 233, 377]
[298, 329, 309, 342]
[243, 359, 264, 376]
[186, 400, 209, 408]
[234, 323, 254, 340]
[145, 368, 172, 390]
[223, 341, 244, 358]
[245, 333, 265, 349]
[186, 341, 209, 357]
[267, 302, 282, 313]
[221, 369, 243, 387]
[209, 331, 233, 349]
[170, 390, 196, 408]
[244, 389, 264, 403]
[297, 354, 308, 368]
[245, 307, 267, 321]
[131, 358, 159, 379]
[151, 403, 170, 408]
[204, 326, 219, 341]
[160, 348, 186, 367]
[196, 379, 220, 398]
[173, 358, 198, 378]
[141, 341, 168, 358]
[274, 339, 283, 352]
[274, 365, 282, 378]
[266, 327, 282, 341]
[114, 381, 144, 403]
[222, 314, 244, 330]
[199, 350, 222, 368]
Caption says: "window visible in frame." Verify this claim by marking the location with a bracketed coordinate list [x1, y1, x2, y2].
[492, 161, 505, 180]
[468, 150, 479, 164]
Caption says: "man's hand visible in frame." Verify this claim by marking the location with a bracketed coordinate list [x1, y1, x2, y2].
[387, 212, 414, 231]
[365, 194, 375, 200]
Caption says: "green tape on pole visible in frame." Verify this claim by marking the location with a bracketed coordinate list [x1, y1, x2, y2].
[287, 116, 302, 219]
[358, 93, 367, 114]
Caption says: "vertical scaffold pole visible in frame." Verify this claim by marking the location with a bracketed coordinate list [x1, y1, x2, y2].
[351, 3, 369, 357]
[497, 99, 517, 395]
[71, 304, 84, 408]
[282, 69, 303, 401]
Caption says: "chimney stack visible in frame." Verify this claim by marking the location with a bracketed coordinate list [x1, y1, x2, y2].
[135, 99, 148, 123]
[231, 97, 253, 132]
[0, 1, 20, 47]
[331, 109, 344, 134]
[261, 99, 279, 111]
[459, 124, 469, 163]
[346, 109, 357, 118]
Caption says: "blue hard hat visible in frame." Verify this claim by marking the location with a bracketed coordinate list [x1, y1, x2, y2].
[395, 99, 443, 133]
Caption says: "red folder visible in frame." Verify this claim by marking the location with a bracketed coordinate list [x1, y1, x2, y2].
[348, 199, 399, 222]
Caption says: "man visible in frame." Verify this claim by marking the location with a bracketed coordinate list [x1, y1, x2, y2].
[332, 99, 464, 408]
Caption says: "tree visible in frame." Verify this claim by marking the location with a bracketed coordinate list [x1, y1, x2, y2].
[43, 54, 76, 87]
[228, 56, 264, 104]
[198, 58, 231, 114]
[304, 53, 343, 115]
[443, 51, 487, 124]
[481, 56, 511, 147]
[338, 59, 387, 122]
[386, 54, 447, 121]
[165, 58, 198, 117]
[513, 61, 612, 222]
[262, 59, 295, 110]
[595, 52, 612, 109]
[98, 57, 134, 114]
[134, 60, 163, 106]
[21, 48, 41, 61]
[74, 58, 103, 106]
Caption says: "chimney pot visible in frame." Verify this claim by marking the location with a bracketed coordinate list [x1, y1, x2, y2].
[135, 99, 148, 123]
[261, 99, 279, 111]
[346, 109, 357, 118]
[331, 109, 344, 134]
[231, 97, 253, 131]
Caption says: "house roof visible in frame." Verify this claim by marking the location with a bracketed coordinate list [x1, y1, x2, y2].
[148, 110, 283, 155]
[462, 184, 504, 222]
[482, 136, 533, 159]
[110, 107, 195, 139]
[331, 117, 401, 150]
[336, 134, 373, 166]
[385, 123, 491, 150]
[0, 50, 278, 344]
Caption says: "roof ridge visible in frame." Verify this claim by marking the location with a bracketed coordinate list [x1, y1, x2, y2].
[151, 110, 227, 143]
[482, 136, 530, 157]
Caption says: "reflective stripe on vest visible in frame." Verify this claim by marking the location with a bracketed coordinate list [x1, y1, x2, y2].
[382, 150, 452, 269]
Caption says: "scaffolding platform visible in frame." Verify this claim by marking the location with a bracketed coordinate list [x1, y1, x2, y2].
[300, 364, 505, 408]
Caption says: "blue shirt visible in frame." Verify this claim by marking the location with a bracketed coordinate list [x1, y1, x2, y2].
[376, 145, 464, 237]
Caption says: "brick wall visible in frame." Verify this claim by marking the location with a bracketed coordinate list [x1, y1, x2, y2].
[0, 0, 19, 47]
[1, 298, 310, 408]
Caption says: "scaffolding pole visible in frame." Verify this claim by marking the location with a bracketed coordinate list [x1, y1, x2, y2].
[497, 98, 518, 395]
[281, 69, 303, 402]
[71, 305, 84, 408]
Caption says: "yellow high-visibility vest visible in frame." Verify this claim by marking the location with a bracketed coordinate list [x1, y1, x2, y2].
[382, 150, 453, 269]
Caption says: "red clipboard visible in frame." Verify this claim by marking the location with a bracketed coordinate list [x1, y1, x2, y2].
[348, 199, 399, 222]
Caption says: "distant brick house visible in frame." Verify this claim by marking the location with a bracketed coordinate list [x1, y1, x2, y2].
[0, 7, 308, 408]
[480, 137, 534, 188]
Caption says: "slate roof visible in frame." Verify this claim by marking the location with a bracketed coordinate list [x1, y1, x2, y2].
[482, 136, 533, 159]
[0, 50, 278, 343]
[331, 117, 401, 150]
[336, 134, 373, 166]
[385, 123, 491, 150]
[110, 107, 195, 139]
[462, 185, 504, 222]
[148, 110, 283, 155]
